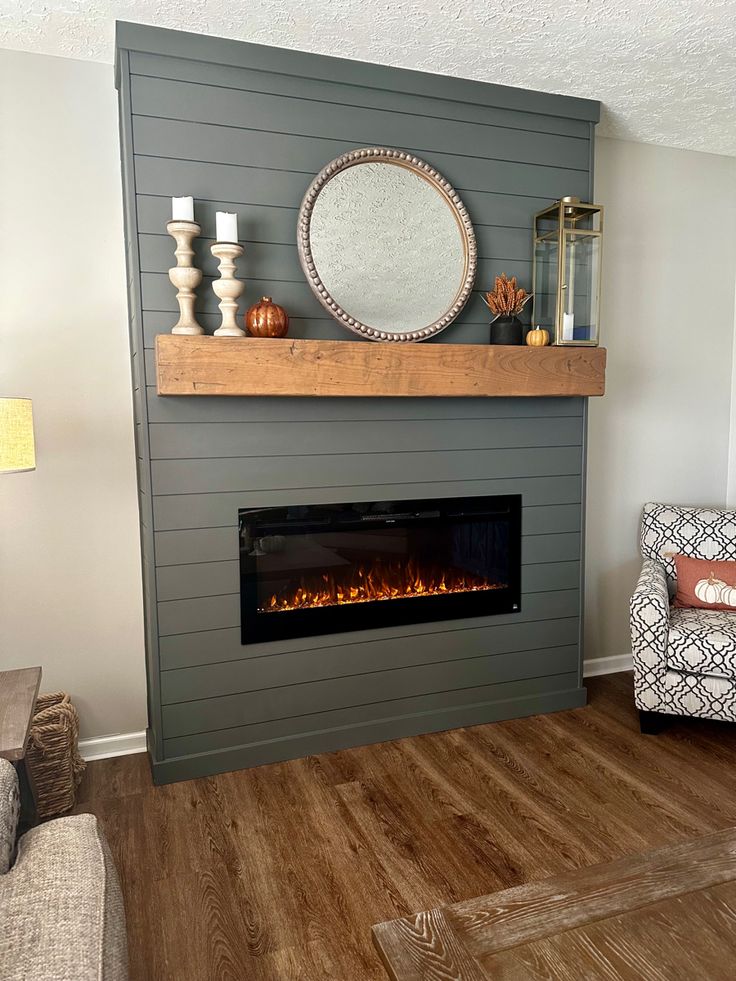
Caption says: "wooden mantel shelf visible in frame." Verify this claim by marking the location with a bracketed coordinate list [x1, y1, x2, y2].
[155, 335, 606, 398]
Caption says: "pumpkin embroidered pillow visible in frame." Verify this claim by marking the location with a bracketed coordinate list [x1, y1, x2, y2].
[674, 555, 736, 610]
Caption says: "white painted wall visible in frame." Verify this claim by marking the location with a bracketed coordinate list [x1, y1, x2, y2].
[0, 49, 147, 739]
[585, 137, 736, 662]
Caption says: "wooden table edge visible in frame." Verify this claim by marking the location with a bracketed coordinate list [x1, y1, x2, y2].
[371, 826, 736, 978]
[0, 666, 42, 762]
[372, 908, 489, 981]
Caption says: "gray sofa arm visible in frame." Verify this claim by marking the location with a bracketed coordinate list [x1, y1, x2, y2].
[630, 558, 671, 709]
[0, 813, 128, 980]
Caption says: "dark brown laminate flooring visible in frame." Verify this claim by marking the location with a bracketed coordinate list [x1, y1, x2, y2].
[74, 673, 736, 980]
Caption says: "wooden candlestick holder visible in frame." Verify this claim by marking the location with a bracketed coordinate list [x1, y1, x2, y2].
[166, 220, 203, 335]
[211, 242, 245, 336]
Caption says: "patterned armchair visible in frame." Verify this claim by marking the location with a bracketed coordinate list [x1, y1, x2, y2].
[631, 502, 736, 732]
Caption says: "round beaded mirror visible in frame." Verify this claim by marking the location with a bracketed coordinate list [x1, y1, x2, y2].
[297, 148, 477, 342]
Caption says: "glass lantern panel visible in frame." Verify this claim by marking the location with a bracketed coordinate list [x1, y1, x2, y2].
[561, 232, 600, 343]
[536, 214, 559, 236]
[533, 236, 559, 330]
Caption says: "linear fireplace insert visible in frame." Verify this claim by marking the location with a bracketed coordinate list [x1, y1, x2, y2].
[239, 495, 521, 645]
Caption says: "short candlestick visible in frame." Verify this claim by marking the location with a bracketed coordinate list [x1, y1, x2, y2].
[211, 242, 245, 337]
[166, 219, 203, 335]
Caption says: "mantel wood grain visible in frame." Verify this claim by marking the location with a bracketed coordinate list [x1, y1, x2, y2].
[155, 335, 607, 398]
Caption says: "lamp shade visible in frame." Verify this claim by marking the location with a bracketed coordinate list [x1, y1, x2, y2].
[0, 398, 36, 473]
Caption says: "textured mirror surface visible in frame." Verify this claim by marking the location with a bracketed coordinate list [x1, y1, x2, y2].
[308, 162, 467, 334]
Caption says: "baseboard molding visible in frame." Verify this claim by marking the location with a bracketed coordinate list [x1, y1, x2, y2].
[78, 730, 147, 762]
[583, 653, 633, 678]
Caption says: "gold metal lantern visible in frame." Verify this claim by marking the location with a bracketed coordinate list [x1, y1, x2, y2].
[532, 197, 603, 346]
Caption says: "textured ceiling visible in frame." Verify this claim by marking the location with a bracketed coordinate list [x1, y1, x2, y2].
[2, 0, 734, 155]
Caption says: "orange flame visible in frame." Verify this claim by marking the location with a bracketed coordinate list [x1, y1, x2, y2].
[261, 559, 504, 613]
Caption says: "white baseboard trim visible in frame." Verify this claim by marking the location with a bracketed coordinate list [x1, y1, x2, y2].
[583, 653, 633, 678]
[78, 730, 147, 762]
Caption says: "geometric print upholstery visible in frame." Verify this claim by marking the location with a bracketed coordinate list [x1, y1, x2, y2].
[640, 501, 736, 593]
[632, 505, 736, 723]
[661, 669, 736, 721]
[667, 607, 736, 681]
[631, 557, 672, 708]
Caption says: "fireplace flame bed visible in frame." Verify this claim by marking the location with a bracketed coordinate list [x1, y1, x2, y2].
[262, 559, 505, 613]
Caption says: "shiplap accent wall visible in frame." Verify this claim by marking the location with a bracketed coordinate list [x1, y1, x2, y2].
[115, 23, 599, 783]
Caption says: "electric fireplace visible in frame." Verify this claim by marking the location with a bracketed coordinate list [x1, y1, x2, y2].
[239, 495, 521, 644]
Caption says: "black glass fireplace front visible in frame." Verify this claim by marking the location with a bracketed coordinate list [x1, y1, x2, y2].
[239, 495, 521, 645]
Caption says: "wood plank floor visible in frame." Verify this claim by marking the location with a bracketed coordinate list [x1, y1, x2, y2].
[74, 673, 736, 980]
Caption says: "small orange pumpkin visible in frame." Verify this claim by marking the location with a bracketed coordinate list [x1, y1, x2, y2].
[245, 296, 289, 337]
[525, 326, 550, 347]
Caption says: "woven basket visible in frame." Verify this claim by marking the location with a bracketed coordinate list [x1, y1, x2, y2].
[26, 692, 86, 819]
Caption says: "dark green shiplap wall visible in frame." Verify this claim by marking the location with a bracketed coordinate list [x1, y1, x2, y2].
[115, 23, 599, 783]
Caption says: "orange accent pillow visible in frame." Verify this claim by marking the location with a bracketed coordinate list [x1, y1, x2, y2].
[674, 555, 736, 610]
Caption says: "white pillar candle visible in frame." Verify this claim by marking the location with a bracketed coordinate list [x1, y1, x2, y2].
[216, 211, 238, 243]
[172, 196, 195, 221]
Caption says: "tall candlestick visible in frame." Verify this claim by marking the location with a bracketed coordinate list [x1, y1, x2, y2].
[167, 219, 203, 335]
[211, 242, 245, 336]
[172, 196, 194, 221]
[215, 211, 238, 243]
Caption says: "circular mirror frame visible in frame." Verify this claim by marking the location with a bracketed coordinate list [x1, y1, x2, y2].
[297, 147, 477, 342]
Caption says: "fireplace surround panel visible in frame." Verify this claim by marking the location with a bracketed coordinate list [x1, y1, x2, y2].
[116, 22, 597, 783]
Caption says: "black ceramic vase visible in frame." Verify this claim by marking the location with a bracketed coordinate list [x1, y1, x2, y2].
[489, 316, 524, 345]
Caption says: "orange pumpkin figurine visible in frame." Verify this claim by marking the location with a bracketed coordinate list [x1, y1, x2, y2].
[245, 296, 289, 337]
[525, 326, 550, 347]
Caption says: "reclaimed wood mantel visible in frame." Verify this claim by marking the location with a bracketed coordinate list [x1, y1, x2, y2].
[155, 335, 607, 398]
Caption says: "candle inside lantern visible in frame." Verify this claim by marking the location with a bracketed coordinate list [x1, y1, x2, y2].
[172, 196, 194, 221]
[216, 211, 238, 243]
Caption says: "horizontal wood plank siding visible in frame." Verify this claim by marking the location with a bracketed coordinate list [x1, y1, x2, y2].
[116, 23, 596, 781]
[128, 94, 586, 180]
[147, 416, 584, 459]
[162, 654, 581, 738]
[161, 638, 581, 706]
[130, 94, 590, 172]
[150, 448, 583, 496]
[158, 609, 581, 673]
[151, 477, 584, 531]
[128, 52, 593, 139]
[146, 393, 583, 424]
